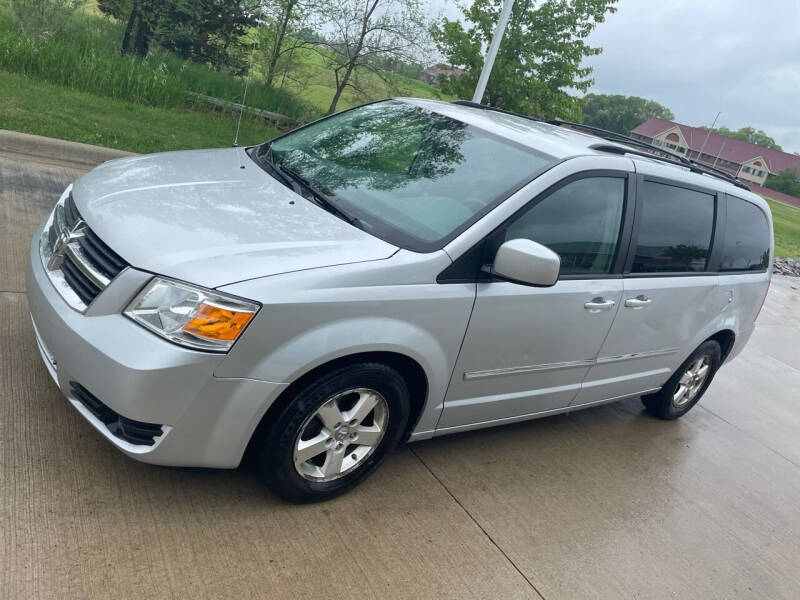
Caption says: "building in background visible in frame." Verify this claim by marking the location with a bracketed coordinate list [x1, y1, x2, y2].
[631, 118, 800, 187]
[420, 64, 464, 86]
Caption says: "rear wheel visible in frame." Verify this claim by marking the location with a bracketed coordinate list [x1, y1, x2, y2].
[641, 340, 721, 420]
[258, 363, 410, 503]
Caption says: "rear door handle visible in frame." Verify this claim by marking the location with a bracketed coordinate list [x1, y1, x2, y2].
[625, 295, 653, 308]
[584, 298, 616, 312]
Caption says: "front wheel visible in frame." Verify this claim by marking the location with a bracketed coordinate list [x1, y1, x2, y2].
[258, 363, 410, 503]
[641, 340, 721, 420]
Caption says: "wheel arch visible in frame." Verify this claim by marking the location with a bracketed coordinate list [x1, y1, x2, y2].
[707, 329, 736, 363]
[244, 351, 429, 460]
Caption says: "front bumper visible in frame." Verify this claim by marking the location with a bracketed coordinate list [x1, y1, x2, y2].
[27, 225, 286, 468]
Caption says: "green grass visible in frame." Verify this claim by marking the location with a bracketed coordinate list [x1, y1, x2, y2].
[0, 9, 317, 122]
[766, 199, 800, 258]
[0, 71, 279, 153]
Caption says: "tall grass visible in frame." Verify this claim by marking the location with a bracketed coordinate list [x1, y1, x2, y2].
[0, 9, 318, 122]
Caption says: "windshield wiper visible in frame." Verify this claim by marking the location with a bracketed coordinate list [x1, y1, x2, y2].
[252, 144, 295, 189]
[254, 144, 363, 228]
[276, 165, 362, 229]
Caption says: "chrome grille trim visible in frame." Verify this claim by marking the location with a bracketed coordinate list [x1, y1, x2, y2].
[63, 243, 112, 288]
[40, 186, 128, 312]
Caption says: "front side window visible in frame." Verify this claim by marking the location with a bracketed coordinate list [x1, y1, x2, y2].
[504, 176, 626, 275]
[631, 181, 715, 273]
[720, 196, 770, 271]
[258, 101, 555, 251]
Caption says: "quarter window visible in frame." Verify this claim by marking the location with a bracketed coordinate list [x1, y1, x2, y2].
[505, 176, 625, 275]
[631, 182, 715, 273]
[720, 197, 770, 271]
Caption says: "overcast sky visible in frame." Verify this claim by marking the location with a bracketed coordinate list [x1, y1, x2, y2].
[429, 0, 800, 152]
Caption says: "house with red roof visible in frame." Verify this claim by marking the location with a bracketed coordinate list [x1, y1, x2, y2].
[631, 118, 800, 187]
[420, 64, 464, 86]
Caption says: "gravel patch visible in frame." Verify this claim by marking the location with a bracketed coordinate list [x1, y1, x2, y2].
[773, 258, 800, 277]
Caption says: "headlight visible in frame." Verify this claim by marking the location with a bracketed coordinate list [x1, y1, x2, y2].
[124, 277, 260, 352]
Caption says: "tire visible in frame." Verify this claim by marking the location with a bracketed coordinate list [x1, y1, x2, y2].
[258, 363, 410, 503]
[641, 340, 722, 420]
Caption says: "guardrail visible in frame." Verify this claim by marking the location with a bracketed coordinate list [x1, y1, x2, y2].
[188, 93, 297, 129]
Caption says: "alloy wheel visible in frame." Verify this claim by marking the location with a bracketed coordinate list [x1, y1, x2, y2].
[293, 388, 389, 482]
[673, 355, 711, 407]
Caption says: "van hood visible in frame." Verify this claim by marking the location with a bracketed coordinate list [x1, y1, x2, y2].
[71, 147, 397, 288]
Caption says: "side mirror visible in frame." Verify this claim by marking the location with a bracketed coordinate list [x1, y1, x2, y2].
[490, 238, 560, 287]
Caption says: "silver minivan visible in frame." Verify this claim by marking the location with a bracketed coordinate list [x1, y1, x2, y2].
[28, 99, 772, 502]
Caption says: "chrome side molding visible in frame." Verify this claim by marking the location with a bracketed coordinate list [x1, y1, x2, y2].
[464, 347, 680, 380]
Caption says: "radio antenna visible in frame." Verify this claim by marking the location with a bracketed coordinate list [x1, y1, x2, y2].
[233, 41, 257, 148]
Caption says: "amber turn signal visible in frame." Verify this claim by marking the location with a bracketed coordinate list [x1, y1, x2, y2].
[182, 303, 255, 341]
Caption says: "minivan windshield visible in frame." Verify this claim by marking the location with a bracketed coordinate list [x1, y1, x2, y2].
[255, 100, 556, 251]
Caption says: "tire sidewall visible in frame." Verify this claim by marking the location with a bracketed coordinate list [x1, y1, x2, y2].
[260, 363, 410, 502]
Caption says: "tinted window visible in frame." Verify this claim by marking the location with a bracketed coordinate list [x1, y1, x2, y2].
[261, 101, 555, 251]
[720, 196, 770, 271]
[505, 177, 625, 275]
[632, 182, 715, 273]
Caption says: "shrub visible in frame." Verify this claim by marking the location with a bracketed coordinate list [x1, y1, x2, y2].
[765, 169, 800, 198]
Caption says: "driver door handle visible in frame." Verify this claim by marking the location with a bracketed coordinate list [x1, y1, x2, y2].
[625, 295, 653, 308]
[584, 298, 616, 311]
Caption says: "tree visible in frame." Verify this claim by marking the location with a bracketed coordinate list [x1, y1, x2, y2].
[699, 125, 782, 151]
[581, 93, 673, 135]
[259, 0, 321, 88]
[431, 0, 617, 120]
[99, 0, 260, 69]
[154, 0, 261, 72]
[315, 0, 429, 114]
[764, 168, 800, 197]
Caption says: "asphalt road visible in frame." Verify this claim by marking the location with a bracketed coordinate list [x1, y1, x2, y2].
[2, 135, 800, 599]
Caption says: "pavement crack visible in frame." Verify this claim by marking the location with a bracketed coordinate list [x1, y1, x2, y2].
[0, 290, 27, 295]
[408, 446, 547, 600]
[699, 405, 800, 470]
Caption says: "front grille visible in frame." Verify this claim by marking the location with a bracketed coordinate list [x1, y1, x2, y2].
[41, 190, 128, 310]
[80, 228, 127, 278]
[63, 189, 81, 225]
[61, 253, 102, 305]
[70, 382, 164, 446]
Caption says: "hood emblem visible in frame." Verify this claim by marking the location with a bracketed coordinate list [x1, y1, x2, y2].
[48, 217, 86, 269]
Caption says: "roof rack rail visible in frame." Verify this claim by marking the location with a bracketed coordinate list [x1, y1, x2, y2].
[451, 100, 542, 123]
[451, 101, 749, 190]
[547, 119, 749, 190]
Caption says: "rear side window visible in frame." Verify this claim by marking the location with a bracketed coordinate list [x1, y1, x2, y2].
[631, 181, 715, 273]
[720, 197, 770, 271]
[505, 176, 625, 275]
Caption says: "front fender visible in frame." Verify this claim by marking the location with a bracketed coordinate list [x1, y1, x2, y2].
[214, 267, 476, 435]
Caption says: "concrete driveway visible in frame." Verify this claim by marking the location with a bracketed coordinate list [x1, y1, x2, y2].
[2, 134, 800, 599]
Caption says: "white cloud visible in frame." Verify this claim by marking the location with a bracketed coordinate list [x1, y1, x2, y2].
[585, 0, 800, 151]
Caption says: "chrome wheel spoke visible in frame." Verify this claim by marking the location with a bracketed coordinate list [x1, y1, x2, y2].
[673, 384, 689, 404]
[295, 431, 330, 464]
[315, 400, 345, 430]
[695, 364, 709, 379]
[321, 448, 346, 478]
[345, 391, 380, 424]
[354, 424, 382, 447]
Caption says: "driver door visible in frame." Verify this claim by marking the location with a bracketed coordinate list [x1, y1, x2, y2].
[438, 172, 633, 431]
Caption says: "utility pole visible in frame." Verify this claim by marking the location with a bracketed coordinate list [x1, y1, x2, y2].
[472, 0, 516, 104]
